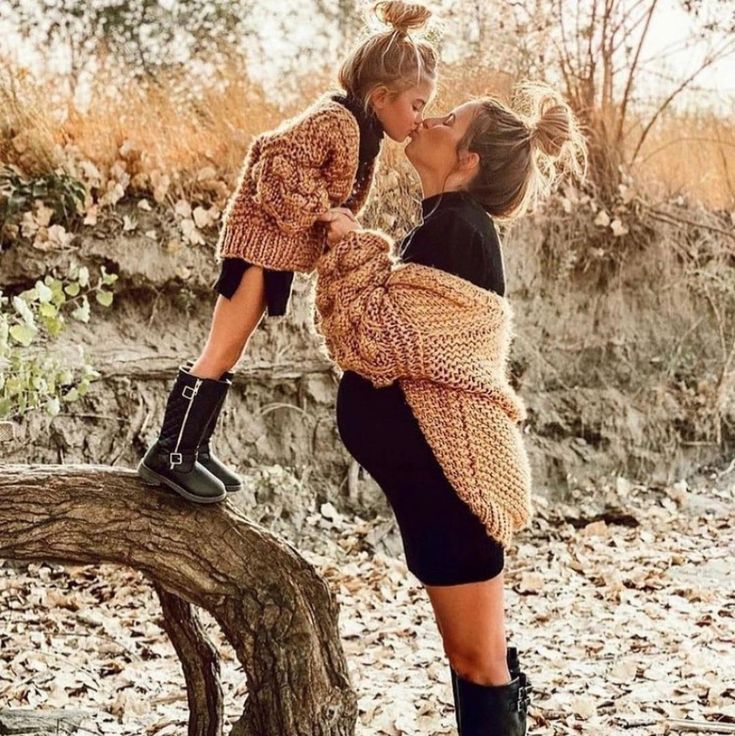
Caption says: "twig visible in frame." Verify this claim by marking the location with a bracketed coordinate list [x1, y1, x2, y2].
[631, 36, 735, 163]
[641, 205, 735, 241]
[636, 137, 735, 168]
[666, 718, 735, 734]
[716, 457, 735, 479]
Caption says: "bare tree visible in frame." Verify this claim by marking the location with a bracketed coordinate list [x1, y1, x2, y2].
[507, 0, 735, 197]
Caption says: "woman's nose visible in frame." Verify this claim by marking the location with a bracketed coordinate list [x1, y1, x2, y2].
[421, 117, 441, 129]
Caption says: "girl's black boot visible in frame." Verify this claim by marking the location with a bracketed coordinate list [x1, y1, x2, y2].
[137, 365, 227, 503]
[183, 361, 242, 493]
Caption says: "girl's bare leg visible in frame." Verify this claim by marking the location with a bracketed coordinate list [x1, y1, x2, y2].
[190, 266, 267, 379]
[425, 571, 511, 686]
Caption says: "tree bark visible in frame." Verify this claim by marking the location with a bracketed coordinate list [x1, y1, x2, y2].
[0, 464, 357, 736]
[93, 352, 336, 383]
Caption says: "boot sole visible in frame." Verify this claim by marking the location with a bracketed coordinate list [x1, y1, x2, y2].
[137, 461, 227, 504]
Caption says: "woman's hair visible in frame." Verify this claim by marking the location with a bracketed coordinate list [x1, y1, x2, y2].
[459, 82, 588, 220]
[338, 1, 438, 111]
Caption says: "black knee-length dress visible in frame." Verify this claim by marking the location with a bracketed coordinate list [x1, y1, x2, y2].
[336, 190, 508, 586]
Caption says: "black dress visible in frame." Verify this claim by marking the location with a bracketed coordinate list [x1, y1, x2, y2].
[213, 92, 384, 317]
[336, 191, 507, 586]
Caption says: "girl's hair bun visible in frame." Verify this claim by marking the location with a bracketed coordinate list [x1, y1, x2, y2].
[373, 1, 432, 34]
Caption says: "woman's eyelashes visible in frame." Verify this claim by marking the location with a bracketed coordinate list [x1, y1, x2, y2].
[444, 112, 456, 126]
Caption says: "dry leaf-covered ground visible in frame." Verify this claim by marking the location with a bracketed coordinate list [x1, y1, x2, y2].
[0, 473, 733, 736]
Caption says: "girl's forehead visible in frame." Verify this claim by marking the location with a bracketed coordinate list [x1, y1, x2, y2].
[408, 77, 436, 98]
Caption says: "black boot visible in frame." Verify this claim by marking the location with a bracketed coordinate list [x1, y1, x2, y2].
[507, 647, 521, 680]
[183, 361, 242, 493]
[452, 668, 532, 736]
[450, 647, 527, 734]
[137, 366, 227, 503]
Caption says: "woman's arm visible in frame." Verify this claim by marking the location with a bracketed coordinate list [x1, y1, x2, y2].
[316, 225, 496, 388]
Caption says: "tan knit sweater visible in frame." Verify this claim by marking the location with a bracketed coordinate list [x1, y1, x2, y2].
[215, 96, 378, 272]
[315, 229, 533, 547]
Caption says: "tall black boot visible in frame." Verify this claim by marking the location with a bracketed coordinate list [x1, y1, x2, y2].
[453, 668, 532, 736]
[137, 365, 227, 503]
[451, 647, 526, 734]
[183, 361, 242, 493]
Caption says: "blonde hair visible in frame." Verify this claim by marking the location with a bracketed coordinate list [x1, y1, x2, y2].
[338, 1, 438, 112]
[459, 82, 588, 220]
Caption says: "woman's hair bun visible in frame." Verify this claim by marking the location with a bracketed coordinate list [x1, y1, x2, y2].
[373, 1, 432, 34]
[514, 81, 583, 163]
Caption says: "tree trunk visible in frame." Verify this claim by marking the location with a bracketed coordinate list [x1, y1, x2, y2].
[0, 464, 357, 736]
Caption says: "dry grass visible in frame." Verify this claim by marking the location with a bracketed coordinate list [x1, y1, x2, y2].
[630, 110, 735, 209]
[0, 58, 733, 210]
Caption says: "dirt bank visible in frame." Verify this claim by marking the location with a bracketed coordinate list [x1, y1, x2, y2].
[2, 202, 733, 536]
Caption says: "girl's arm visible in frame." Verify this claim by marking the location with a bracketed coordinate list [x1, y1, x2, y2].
[251, 106, 359, 235]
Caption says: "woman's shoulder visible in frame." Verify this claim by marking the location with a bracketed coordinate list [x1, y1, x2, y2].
[436, 195, 499, 239]
[418, 201, 498, 251]
[402, 200, 505, 294]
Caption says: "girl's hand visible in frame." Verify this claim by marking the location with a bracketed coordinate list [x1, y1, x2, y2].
[318, 207, 361, 246]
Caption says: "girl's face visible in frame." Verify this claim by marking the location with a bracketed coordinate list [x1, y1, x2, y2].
[371, 78, 436, 143]
[404, 101, 481, 184]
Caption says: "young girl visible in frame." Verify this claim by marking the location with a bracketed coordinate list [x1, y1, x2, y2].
[316, 83, 586, 734]
[137, 1, 438, 503]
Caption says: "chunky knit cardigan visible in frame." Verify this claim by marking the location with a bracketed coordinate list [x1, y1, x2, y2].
[315, 229, 533, 547]
[216, 95, 380, 272]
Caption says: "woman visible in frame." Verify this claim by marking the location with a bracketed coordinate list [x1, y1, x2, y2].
[316, 83, 586, 735]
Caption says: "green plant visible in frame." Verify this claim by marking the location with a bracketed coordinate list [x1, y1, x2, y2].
[0, 264, 118, 419]
[0, 164, 86, 247]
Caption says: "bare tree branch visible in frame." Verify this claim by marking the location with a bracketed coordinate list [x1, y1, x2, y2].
[616, 0, 659, 146]
[631, 36, 735, 163]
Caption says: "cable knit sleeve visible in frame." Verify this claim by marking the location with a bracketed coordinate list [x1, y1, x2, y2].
[316, 228, 497, 388]
[251, 105, 360, 236]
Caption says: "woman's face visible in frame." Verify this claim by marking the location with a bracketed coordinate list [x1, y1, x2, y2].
[405, 101, 481, 181]
[371, 78, 436, 143]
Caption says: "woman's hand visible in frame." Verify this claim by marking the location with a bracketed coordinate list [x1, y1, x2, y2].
[318, 207, 362, 246]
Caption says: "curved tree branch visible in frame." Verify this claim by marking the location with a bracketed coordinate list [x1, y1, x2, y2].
[0, 464, 357, 736]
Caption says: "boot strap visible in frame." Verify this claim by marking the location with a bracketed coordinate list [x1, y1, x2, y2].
[514, 682, 533, 712]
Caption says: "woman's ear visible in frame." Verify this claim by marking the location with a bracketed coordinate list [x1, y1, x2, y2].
[457, 150, 480, 182]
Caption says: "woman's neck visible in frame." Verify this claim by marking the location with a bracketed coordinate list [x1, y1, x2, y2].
[417, 169, 460, 199]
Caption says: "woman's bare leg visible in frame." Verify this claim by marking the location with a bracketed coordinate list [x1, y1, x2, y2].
[190, 266, 267, 379]
[425, 572, 510, 686]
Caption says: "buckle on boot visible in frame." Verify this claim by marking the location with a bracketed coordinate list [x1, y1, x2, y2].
[514, 683, 532, 712]
[182, 385, 198, 399]
[169, 452, 183, 467]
